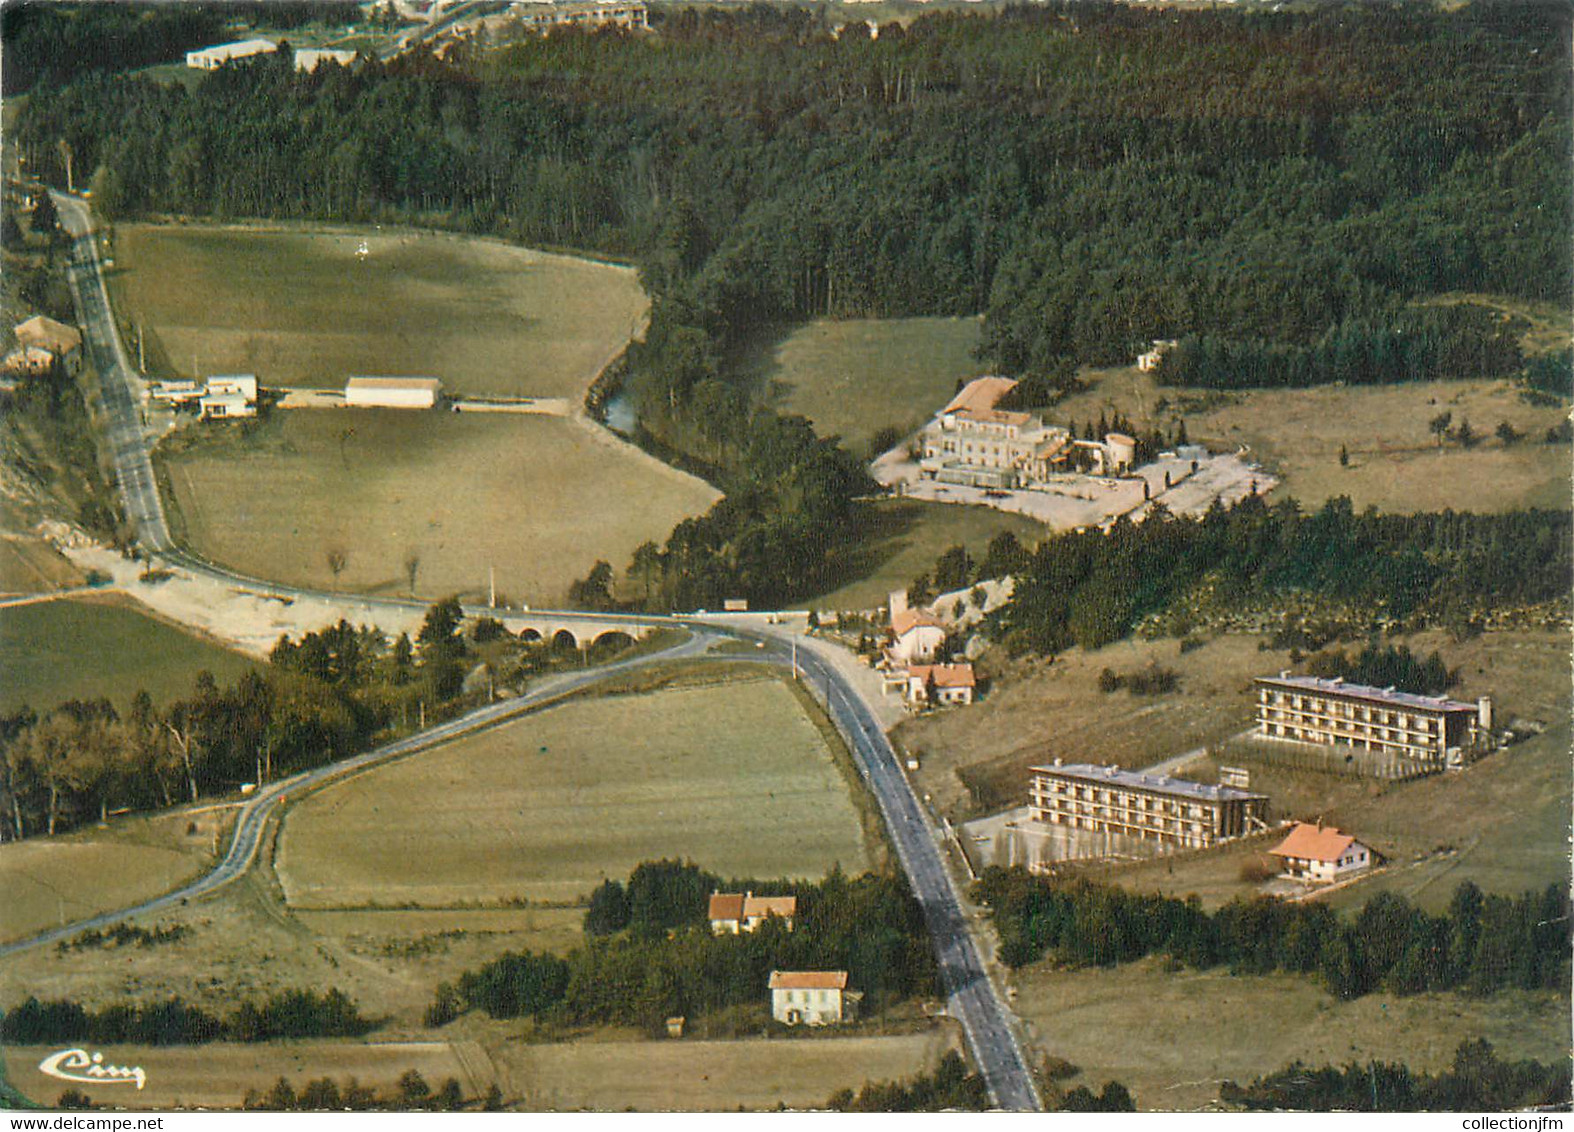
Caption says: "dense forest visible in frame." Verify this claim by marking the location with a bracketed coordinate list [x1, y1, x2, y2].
[430, 861, 936, 1032]
[12, 4, 1571, 610]
[982, 494, 1572, 654]
[974, 869, 1571, 1002]
[1220, 1039, 1571, 1112]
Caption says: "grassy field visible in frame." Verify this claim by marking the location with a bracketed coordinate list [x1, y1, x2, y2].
[898, 631, 1279, 819]
[495, 1030, 960, 1111]
[0, 595, 255, 714]
[159, 409, 719, 605]
[108, 223, 647, 399]
[1011, 956, 1568, 1112]
[812, 498, 1045, 612]
[1054, 368, 1570, 514]
[3, 1041, 484, 1111]
[276, 676, 873, 908]
[0, 805, 228, 945]
[0, 537, 82, 595]
[753, 316, 986, 452]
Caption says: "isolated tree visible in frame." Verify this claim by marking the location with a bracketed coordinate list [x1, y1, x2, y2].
[1454, 417, 1476, 448]
[326, 549, 347, 582]
[1429, 410, 1453, 447]
[403, 552, 421, 597]
[417, 597, 464, 662]
[1339, 444, 1350, 467]
[1495, 421, 1521, 446]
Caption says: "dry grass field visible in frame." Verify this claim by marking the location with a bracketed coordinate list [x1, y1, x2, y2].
[108, 223, 647, 399]
[813, 498, 1045, 612]
[0, 537, 82, 595]
[3, 1041, 485, 1110]
[1054, 368, 1570, 515]
[1011, 956, 1568, 1112]
[494, 1030, 961, 1111]
[160, 410, 719, 605]
[0, 805, 228, 944]
[276, 677, 873, 909]
[756, 316, 986, 451]
[0, 594, 256, 713]
[898, 632, 1279, 819]
[973, 630, 1570, 914]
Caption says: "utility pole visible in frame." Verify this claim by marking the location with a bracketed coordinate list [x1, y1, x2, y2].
[137, 323, 145, 373]
[489, 566, 495, 609]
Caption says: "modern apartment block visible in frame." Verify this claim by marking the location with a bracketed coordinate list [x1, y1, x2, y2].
[1254, 673, 1493, 770]
[1027, 759, 1269, 853]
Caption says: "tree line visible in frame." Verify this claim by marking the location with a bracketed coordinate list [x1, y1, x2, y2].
[0, 597, 602, 844]
[0, 988, 370, 1046]
[428, 861, 936, 1033]
[1302, 642, 1454, 696]
[1220, 1039, 1571, 1113]
[974, 868, 1571, 1002]
[985, 494, 1572, 656]
[827, 1050, 989, 1112]
[15, 3, 1569, 612]
[242, 1069, 489, 1114]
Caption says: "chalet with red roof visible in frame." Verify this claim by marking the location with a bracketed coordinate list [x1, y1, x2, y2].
[1269, 821, 1373, 884]
[904, 662, 976, 708]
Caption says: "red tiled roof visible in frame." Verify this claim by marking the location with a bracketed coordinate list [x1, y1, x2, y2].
[708, 893, 745, 922]
[768, 970, 848, 990]
[908, 663, 975, 689]
[745, 895, 796, 920]
[892, 608, 948, 637]
[943, 376, 1018, 416]
[1270, 822, 1358, 863]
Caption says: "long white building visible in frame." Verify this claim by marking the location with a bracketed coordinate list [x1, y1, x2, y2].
[186, 39, 279, 69]
[345, 376, 443, 409]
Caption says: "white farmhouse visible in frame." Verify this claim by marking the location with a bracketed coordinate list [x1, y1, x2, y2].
[345, 376, 443, 409]
[769, 971, 857, 1026]
[1269, 822, 1374, 884]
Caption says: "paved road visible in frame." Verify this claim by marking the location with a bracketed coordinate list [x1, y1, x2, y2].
[47, 192, 1042, 1111]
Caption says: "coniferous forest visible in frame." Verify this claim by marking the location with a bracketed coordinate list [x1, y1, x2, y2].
[12, 2, 1572, 614]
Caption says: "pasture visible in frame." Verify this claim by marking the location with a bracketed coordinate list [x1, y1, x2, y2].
[755, 316, 985, 452]
[0, 595, 255, 714]
[1054, 368, 1570, 515]
[1012, 955, 1568, 1112]
[0, 805, 227, 945]
[108, 223, 647, 399]
[159, 410, 719, 605]
[812, 498, 1045, 613]
[275, 677, 873, 908]
[495, 1030, 960, 1111]
[2, 1041, 484, 1111]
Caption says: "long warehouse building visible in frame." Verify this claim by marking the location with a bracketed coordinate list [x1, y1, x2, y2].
[1027, 759, 1269, 853]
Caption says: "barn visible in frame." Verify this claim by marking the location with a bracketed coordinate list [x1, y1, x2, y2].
[344, 376, 443, 410]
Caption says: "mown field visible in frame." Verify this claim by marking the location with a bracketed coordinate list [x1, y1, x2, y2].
[159, 410, 719, 606]
[0, 805, 228, 945]
[1012, 956, 1568, 1112]
[276, 677, 873, 908]
[0, 595, 255, 714]
[1054, 367, 1570, 515]
[108, 223, 647, 399]
[812, 498, 1045, 613]
[754, 316, 986, 452]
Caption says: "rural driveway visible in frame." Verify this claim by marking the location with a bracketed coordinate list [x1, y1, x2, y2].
[48, 190, 1043, 1111]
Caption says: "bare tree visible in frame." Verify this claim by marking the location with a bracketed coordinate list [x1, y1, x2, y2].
[404, 552, 421, 597]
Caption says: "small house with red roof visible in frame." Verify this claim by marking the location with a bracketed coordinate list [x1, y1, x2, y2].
[1270, 821, 1373, 884]
[904, 662, 976, 708]
[708, 891, 797, 935]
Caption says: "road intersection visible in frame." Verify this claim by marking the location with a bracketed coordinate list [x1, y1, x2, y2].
[39, 191, 1042, 1110]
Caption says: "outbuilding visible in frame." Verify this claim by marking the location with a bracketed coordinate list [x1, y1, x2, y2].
[13, 315, 83, 374]
[345, 376, 443, 410]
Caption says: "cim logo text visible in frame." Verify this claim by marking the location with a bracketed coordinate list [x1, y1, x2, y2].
[38, 1048, 147, 1090]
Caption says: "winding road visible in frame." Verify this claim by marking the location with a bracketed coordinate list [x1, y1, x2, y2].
[24, 193, 1042, 1111]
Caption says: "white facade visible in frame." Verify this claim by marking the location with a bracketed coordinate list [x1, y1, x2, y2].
[186, 39, 279, 70]
[199, 392, 256, 420]
[205, 375, 258, 401]
[768, 972, 852, 1026]
[294, 49, 357, 72]
[345, 376, 443, 409]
